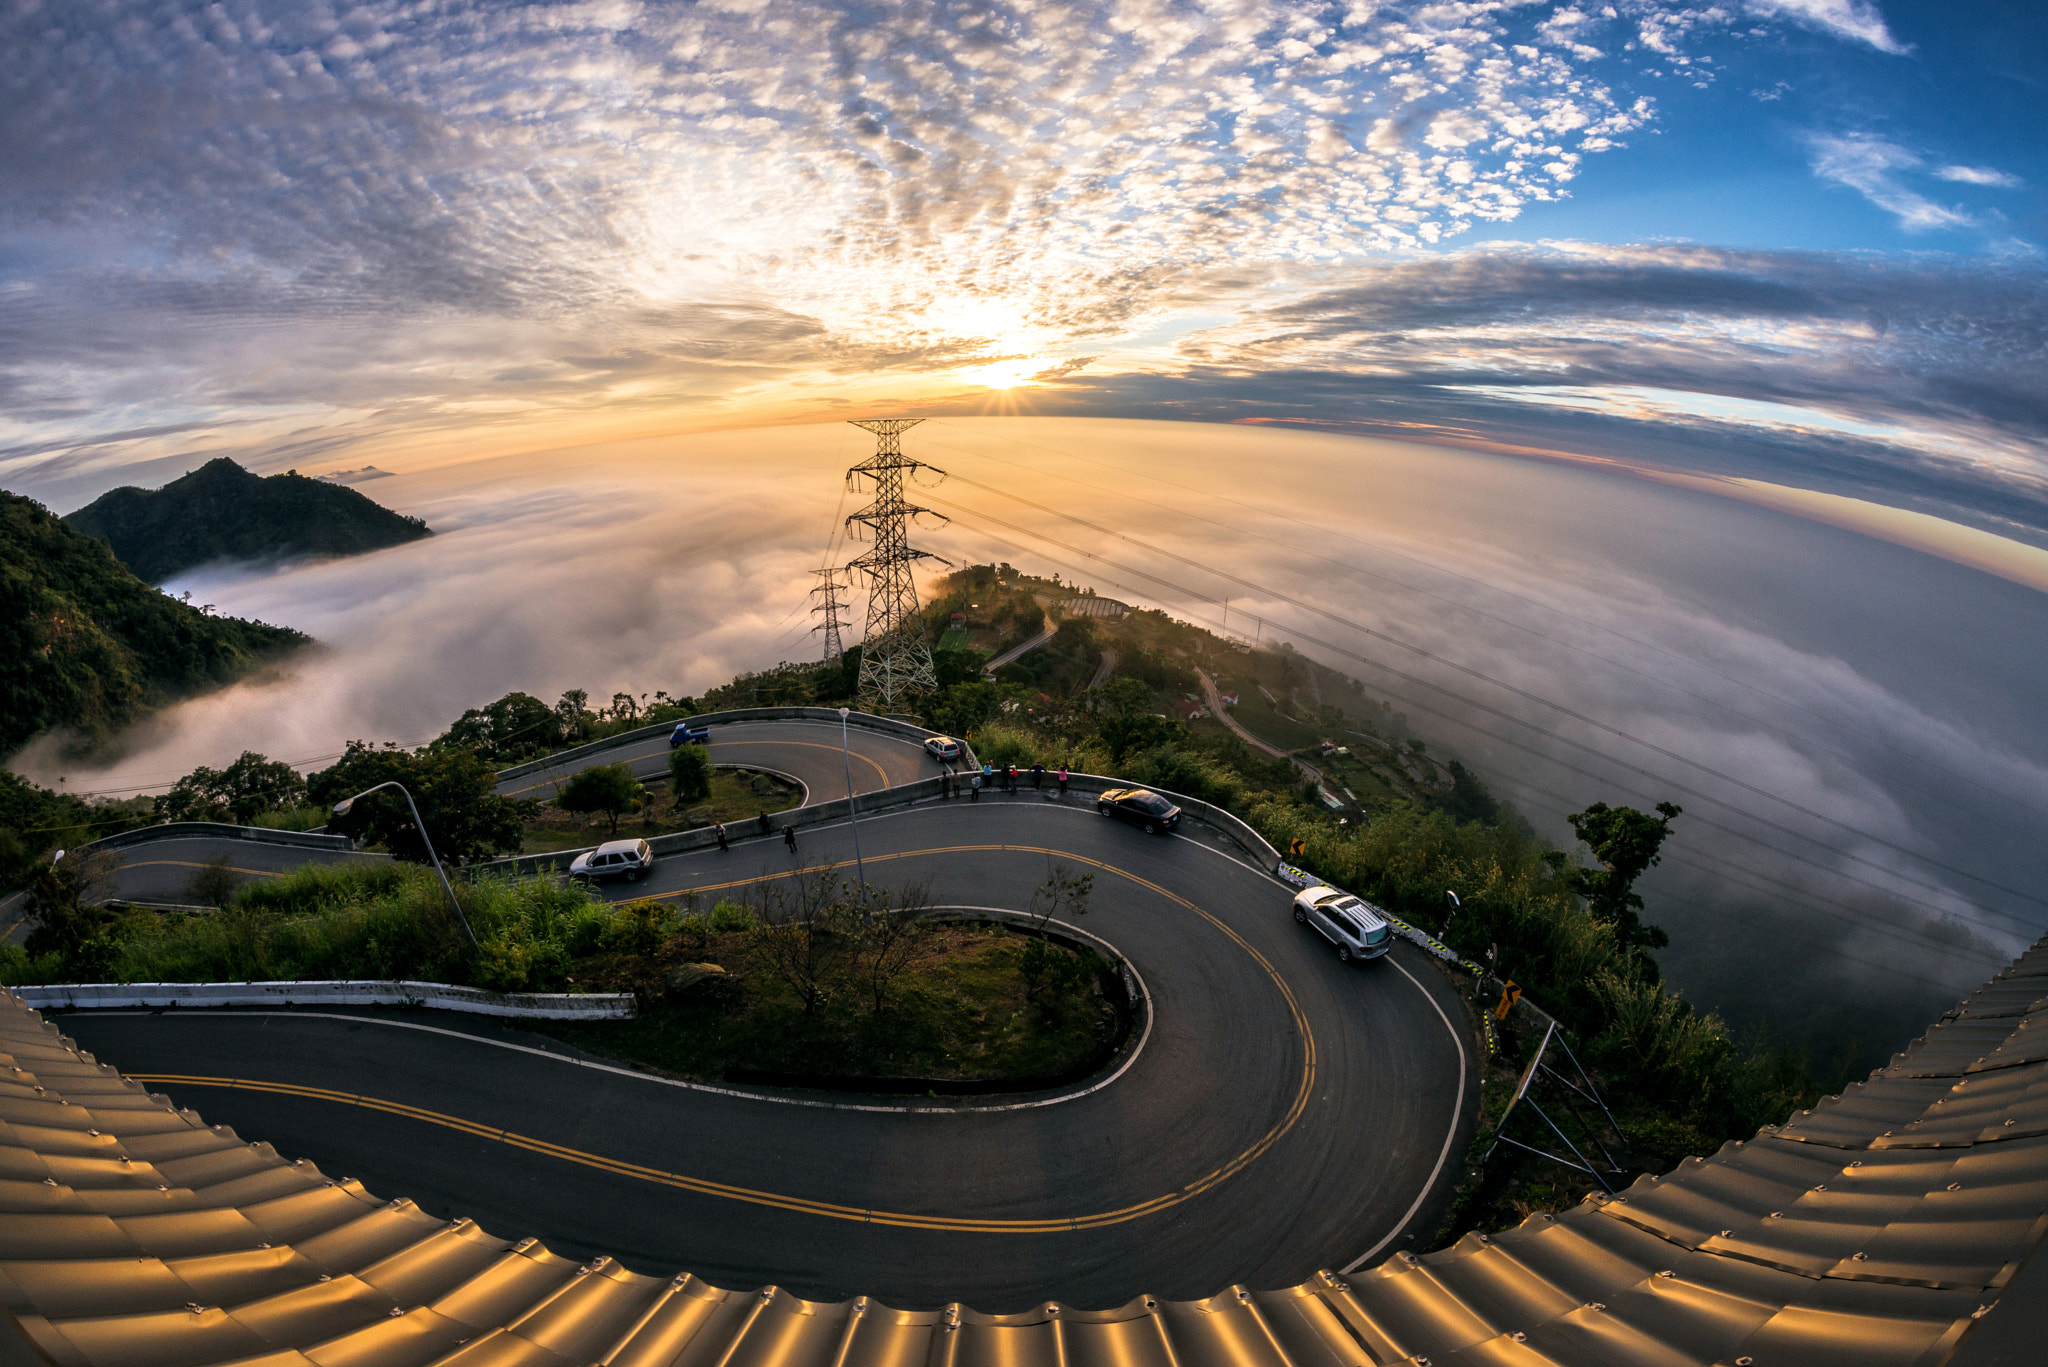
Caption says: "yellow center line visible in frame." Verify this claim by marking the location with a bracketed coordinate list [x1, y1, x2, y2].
[128, 846, 1315, 1234]
[111, 860, 283, 879]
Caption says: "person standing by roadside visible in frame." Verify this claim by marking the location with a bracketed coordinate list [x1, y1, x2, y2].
[783, 824, 798, 854]
[715, 821, 729, 852]
[1007, 763, 1019, 793]
[1032, 762, 1045, 791]
[1057, 764, 1069, 798]
[982, 760, 994, 791]
[971, 771, 981, 801]
[757, 810, 771, 836]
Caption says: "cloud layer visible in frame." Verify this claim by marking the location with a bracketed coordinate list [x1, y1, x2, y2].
[9, 0, 1997, 514]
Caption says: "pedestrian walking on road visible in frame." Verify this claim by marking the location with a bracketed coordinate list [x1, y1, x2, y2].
[714, 821, 729, 852]
[1057, 764, 1069, 797]
[757, 810, 771, 836]
[971, 772, 981, 801]
[1032, 762, 1045, 790]
[783, 824, 798, 854]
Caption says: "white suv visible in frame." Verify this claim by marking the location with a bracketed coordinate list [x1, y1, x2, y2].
[1292, 885, 1393, 963]
[569, 838, 654, 884]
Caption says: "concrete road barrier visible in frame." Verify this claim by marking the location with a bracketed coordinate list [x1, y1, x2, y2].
[10, 979, 634, 1019]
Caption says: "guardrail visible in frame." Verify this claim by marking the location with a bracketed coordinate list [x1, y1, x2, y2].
[10, 979, 633, 1020]
[494, 707, 961, 784]
[72, 822, 355, 857]
[468, 769, 1279, 879]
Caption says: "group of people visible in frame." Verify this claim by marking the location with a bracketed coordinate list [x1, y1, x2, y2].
[950, 760, 1068, 801]
[701, 754, 1076, 853]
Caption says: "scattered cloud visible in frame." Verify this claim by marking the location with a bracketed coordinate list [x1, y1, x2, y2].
[1807, 133, 1975, 232]
[1936, 164, 2023, 187]
[1746, 0, 1911, 55]
[0, 0, 1940, 502]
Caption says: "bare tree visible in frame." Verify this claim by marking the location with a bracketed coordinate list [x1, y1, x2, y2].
[854, 878, 934, 1015]
[1029, 859, 1094, 933]
[745, 866, 847, 1017]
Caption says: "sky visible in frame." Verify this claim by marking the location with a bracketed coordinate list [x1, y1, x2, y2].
[2, 0, 2043, 537]
[4, 2, 2046, 1061]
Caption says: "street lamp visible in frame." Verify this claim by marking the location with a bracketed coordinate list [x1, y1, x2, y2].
[332, 781, 478, 948]
[1442, 889, 1461, 938]
[837, 707, 866, 891]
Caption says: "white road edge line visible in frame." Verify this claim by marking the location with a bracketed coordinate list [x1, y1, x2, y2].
[1341, 951, 1470, 1273]
[86, 911, 1153, 1119]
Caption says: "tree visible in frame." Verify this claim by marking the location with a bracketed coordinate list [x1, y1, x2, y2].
[22, 851, 122, 979]
[158, 752, 306, 824]
[852, 879, 934, 1014]
[1092, 677, 1182, 762]
[185, 854, 241, 909]
[557, 763, 645, 835]
[1568, 801, 1683, 957]
[434, 691, 561, 762]
[308, 742, 525, 863]
[668, 744, 713, 805]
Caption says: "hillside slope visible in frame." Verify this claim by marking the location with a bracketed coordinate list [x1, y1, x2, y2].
[64, 457, 430, 583]
[1, 492, 309, 754]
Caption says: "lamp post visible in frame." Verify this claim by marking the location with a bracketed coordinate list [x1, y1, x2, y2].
[1443, 889, 1461, 938]
[838, 706, 866, 891]
[332, 781, 478, 948]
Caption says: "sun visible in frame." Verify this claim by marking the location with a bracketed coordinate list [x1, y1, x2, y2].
[962, 356, 1042, 389]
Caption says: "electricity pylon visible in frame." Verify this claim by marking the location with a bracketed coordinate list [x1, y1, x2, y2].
[810, 565, 851, 662]
[844, 418, 949, 714]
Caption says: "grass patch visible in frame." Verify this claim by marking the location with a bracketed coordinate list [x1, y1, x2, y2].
[545, 918, 1127, 1089]
[1221, 691, 1324, 752]
[519, 769, 801, 853]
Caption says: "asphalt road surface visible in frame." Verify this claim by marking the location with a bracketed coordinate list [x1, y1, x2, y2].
[57, 795, 1476, 1314]
[495, 718, 940, 804]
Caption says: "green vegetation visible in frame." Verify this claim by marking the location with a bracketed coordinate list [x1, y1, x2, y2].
[63, 457, 431, 584]
[517, 768, 801, 854]
[547, 866, 1125, 1088]
[0, 860, 1125, 1091]
[158, 752, 307, 824]
[668, 743, 713, 803]
[555, 763, 644, 836]
[309, 741, 526, 864]
[0, 490, 308, 755]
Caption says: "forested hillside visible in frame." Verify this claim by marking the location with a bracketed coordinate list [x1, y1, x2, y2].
[64, 457, 430, 583]
[0, 491, 308, 754]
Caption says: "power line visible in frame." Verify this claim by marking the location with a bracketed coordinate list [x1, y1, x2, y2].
[922, 474, 2048, 914]
[928, 498, 2043, 940]
[926, 420, 2044, 825]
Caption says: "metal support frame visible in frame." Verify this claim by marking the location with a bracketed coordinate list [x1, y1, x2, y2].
[1481, 1012, 1632, 1192]
[844, 418, 950, 713]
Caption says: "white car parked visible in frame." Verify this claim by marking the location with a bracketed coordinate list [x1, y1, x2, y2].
[1292, 885, 1393, 963]
[569, 838, 655, 884]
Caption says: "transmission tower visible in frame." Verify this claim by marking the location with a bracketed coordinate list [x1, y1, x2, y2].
[844, 418, 949, 714]
[810, 565, 851, 662]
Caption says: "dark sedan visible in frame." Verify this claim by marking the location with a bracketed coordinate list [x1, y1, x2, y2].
[1097, 787, 1182, 834]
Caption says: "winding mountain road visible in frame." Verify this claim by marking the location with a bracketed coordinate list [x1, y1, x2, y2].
[39, 721, 1476, 1313]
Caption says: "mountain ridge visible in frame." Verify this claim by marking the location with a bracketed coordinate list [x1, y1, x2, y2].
[64, 457, 430, 584]
[1, 490, 309, 756]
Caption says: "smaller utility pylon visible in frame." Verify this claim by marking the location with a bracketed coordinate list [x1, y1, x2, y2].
[811, 565, 851, 662]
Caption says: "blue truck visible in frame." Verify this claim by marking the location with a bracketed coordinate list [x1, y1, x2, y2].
[669, 723, 711, 748]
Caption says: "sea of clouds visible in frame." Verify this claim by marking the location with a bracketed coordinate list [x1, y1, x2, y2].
[20, 417, 2048, 1066]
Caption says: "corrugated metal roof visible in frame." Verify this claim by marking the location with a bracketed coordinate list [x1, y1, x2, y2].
[6, 934, 2048, 1367]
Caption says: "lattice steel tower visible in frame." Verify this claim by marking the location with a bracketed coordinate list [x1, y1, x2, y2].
[810, 565, 851, 662]
[844, 418, 949, 713]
